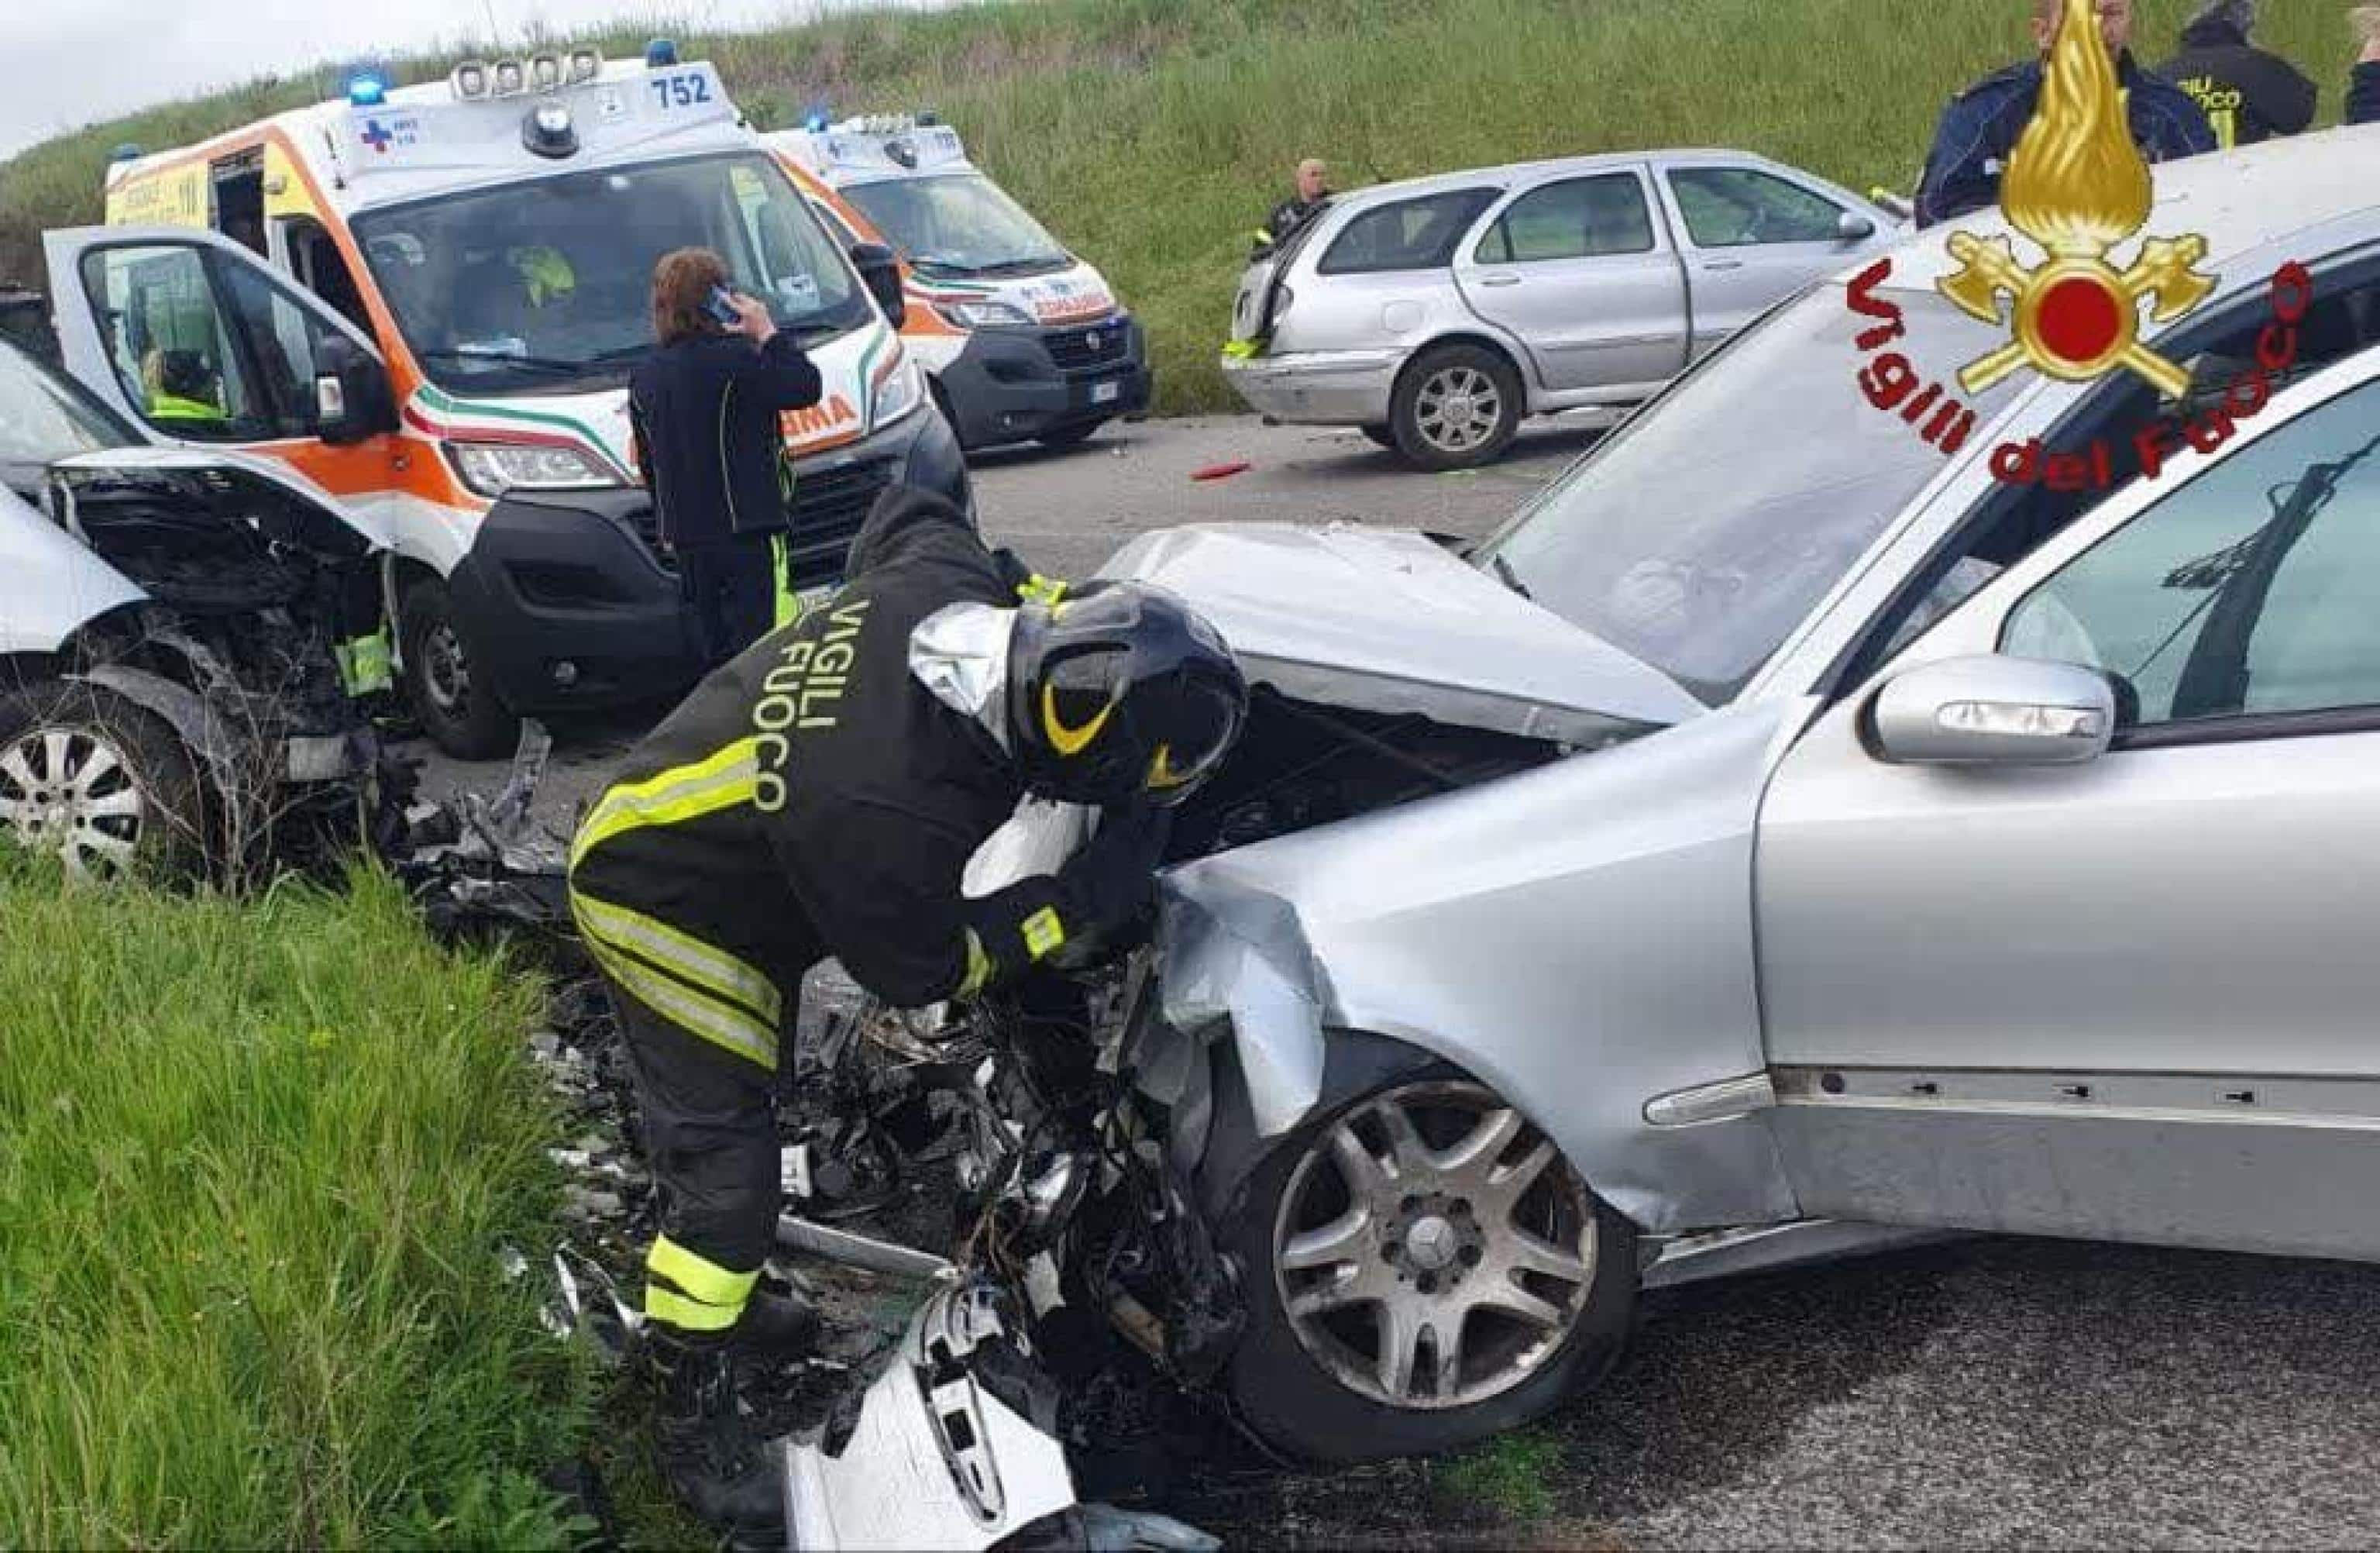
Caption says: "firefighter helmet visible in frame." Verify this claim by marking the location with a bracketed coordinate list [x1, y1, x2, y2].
[1008, 582, 1247, 808]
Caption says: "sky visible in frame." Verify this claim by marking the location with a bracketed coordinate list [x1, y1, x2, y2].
[5, 0, 955, 161]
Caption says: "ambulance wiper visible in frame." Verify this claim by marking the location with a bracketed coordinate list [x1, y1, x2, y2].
[418, 347, 596, 377]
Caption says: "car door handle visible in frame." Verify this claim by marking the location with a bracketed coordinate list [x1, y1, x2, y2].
[1477, 274, 1522, 288]
[1703, 260, 1745, 272]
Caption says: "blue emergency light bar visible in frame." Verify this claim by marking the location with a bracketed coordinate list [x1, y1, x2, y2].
[645, 38, 679, 67]
[348, 73, 388, 107]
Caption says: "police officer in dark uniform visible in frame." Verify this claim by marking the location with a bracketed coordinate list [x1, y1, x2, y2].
[2157, 0, 2317, 149]
[1917, 0, 2216, 229]
[567, 486, 1247, 1533]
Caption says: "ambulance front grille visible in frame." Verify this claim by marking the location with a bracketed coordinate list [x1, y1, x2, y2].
[1044, 321, 1130, 374]
[781, 456, 896, 587]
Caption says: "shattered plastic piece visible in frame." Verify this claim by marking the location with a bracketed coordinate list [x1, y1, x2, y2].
[781, 1281, 1077, 1551]
[1075, 1503, 1223, 1553]
[1188, 461, 1250, 482]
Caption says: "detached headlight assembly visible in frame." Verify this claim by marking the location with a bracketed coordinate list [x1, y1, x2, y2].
[872, 353, 927, 428]
[444, 440, 621, 497]
[934, 298, 1034, 329]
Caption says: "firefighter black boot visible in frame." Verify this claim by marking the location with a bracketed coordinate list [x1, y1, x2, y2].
[731, 1283, 820, 1356]
[648, 1327, 785, 1535]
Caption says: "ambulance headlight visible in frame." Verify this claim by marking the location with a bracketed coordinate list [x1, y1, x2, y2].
[568, 48, 603, 83]
[529, 52, 563, 91]
[937, 298, 1034, 330]
[494, 58, 527, 96]
[872, 355, 926, 429]
[443, 441, 621, 497]
[451, 60, 490, 99]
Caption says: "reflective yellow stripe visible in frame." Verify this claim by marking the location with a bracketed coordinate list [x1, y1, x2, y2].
[645, 1285, 742, 1332]
[772, 535, 803, 629]
[648, 1234, 760, 1310]
[1021, 907, 1066, 961]
[956, 928, 992, 1000]
[569, 739, 760, 870]
[580, 928, 779, 1071]
[574, 892, 783, 1025]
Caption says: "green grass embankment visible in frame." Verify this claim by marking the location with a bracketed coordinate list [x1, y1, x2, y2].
[0, 861, 590, 1548]
[2, 0, 2373, 414]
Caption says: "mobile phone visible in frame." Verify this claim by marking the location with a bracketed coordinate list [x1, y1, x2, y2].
[703, 286, 743, 329]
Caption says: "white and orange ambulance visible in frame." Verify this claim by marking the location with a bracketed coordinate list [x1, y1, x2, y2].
[43, 46, 962, 756]
[765, 115, 1150, 453]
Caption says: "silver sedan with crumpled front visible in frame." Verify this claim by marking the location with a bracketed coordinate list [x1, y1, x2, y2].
[1087, 126, 2380, 1465]
[1222, 148, 1897, 470]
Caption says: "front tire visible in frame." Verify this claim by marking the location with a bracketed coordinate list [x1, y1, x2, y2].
[400, 579, 520, 761]
[0, 681, 205, 881]
[1223, 1074, 1635, 1465]
[1390, 343, 1522, 471]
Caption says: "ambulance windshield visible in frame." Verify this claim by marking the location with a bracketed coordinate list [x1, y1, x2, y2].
[353, 153, 868, 396]
[842, 174, 1068, 277]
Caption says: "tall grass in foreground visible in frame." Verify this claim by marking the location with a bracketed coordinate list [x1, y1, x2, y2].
[4, 0, 2374, 414]
[0, 861, 583, 1548]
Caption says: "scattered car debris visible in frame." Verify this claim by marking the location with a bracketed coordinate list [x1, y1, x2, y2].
[1188, 461, 1251, 482]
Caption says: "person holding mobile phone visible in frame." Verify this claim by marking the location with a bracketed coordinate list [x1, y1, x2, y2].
[630, 248, 822, 666]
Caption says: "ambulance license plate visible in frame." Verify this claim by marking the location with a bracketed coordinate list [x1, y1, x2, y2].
[1091, 379, 1122, 405]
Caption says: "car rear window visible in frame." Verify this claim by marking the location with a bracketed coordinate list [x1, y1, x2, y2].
[1317, 188, 1500, 277]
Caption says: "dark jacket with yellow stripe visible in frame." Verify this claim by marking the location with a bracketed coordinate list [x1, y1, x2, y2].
[568, 489, 1099, 1065]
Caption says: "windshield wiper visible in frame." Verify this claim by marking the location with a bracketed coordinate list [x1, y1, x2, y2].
[1489, 551, 1533, 601]
[909, 253, 989, 276]
[417, 347, 595, 377]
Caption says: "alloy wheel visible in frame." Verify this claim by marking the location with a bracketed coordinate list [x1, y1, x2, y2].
[1413, 367, 1505, 456]
[0, 725, 152, 880]
[1272, 1080, 1598, 1410]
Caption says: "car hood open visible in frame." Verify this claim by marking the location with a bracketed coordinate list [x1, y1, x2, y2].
[1097, 522, 1703, 745]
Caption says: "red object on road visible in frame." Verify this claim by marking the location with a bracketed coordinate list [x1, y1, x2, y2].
[1191, 460, 1253, 482]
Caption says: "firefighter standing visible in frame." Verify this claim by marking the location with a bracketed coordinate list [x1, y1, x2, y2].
[1917, 0, 2215, 228]
[2157, 0, 2318, 149]
[567, 486, 1247, 1533]
[630, 248, 822, 669]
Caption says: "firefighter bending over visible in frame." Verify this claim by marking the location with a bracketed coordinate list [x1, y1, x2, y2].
[566, 486, 1247, 1533]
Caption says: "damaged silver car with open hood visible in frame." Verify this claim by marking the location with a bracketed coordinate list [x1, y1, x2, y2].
[809, 131, 2380, 1488]
[0, 333, 394, 880]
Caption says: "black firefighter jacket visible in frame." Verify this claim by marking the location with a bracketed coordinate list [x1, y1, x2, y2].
[628, 330, 821, 547]
[567, 490, 1115, 1067]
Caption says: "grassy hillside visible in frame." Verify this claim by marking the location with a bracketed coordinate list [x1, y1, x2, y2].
[3, 0, 2371, 413]
[0, 861, 588, 1548]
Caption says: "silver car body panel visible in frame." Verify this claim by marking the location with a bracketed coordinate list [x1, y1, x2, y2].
[1758, 336, 2380, 1258]
[1099, 522, 1703, 743]
[1156, 700, 1802, 1234]
[1228, 148, 1896, 427]
[0, 481, 145, 656]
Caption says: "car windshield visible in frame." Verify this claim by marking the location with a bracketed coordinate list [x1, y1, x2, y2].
[0, 339, 136, 487]
[841, 174, 1068, 277]
[1476, 283, 2021, 705]
[351, 153, 868, 397]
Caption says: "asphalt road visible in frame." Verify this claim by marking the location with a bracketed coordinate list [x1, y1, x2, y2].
[411, 414, 2380, 1548]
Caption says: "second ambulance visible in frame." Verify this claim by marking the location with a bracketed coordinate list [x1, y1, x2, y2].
[767, 115, 1151, 452]
[52, 45, 964, 756]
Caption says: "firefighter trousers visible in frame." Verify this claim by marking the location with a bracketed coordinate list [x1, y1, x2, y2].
[608, 985, 786, 1334]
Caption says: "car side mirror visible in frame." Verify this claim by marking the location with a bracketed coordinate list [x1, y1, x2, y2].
[848, 241, 906, 329]
[1837, 211, 1878, 242]
[314, 336, 397, 446]
[1870, 654, 2115, 767]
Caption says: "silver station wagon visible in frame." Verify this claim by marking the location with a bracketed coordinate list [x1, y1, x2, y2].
[1223, 149, 1899, 469]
